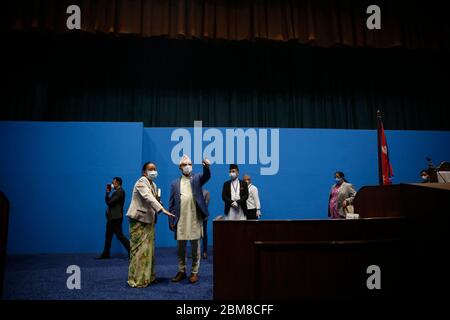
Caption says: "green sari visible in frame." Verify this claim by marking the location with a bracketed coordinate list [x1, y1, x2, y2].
[127, 219, 156, 288]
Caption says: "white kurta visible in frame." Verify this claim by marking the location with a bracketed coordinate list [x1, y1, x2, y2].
[225, 179, 247, 221]
[246, 184, 261, 210]
[177, 175, 203, 240]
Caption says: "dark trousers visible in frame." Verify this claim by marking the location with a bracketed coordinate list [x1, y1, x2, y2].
[103, 218, 130, 255]
[202, 219, 208, 253]
[246, 209, 258, 220]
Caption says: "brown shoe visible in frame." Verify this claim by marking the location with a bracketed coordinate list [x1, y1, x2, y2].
[171, 272, 187, 282]
[188, 273, 199, 284]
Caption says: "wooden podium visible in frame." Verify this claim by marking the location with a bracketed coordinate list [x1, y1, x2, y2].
[213, 183, 449, 300]
[354, 183, 450, 219]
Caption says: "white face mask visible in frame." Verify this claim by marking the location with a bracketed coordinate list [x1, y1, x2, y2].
[147, 170, 158, 180]
[111, 183, 115, 190]
[230, 172, 238, 180]
[182, 165, 192, 175]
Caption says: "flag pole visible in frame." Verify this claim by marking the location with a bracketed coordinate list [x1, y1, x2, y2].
[377, 110, 383, 185]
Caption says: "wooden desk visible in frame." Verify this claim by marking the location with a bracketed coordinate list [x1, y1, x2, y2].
[213, 217, 411, 300]
[214, 184, 450, 300]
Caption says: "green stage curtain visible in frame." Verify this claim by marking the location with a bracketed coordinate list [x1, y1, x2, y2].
[2, 32, 450, 130]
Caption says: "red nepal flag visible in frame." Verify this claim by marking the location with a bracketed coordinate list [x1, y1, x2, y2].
[379, 120, 394, 185]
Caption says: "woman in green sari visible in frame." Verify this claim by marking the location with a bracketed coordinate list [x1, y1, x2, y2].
[126, 162, 175, 288]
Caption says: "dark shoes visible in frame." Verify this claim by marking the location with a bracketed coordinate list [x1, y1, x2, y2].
[171, 272, 187, 282]
[189, 273, 199, 284]
[172, 271, 199, 283]
[95, 253, 110, 260]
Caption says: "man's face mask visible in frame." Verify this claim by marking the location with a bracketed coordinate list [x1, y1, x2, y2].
[182, 165, 192, 175]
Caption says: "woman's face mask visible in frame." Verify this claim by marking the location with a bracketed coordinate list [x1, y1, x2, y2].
[421, 175, 428, 181]
[335, 177, 342, 184]
[147, 170, 158, 180]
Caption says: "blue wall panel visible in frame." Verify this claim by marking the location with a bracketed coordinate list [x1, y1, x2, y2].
[0, 122, 143, 254]
[1, 122, 449, 252]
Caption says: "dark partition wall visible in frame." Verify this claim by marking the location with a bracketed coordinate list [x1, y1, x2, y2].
[0, 192, 10, 300]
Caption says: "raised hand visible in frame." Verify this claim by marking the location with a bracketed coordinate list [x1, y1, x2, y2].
[202, 158, 211, 168]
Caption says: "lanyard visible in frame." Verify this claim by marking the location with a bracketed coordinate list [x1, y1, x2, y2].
[231, 180, 239, 194]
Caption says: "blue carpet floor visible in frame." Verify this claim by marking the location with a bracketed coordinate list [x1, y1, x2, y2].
[4, 247, 213, 300]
